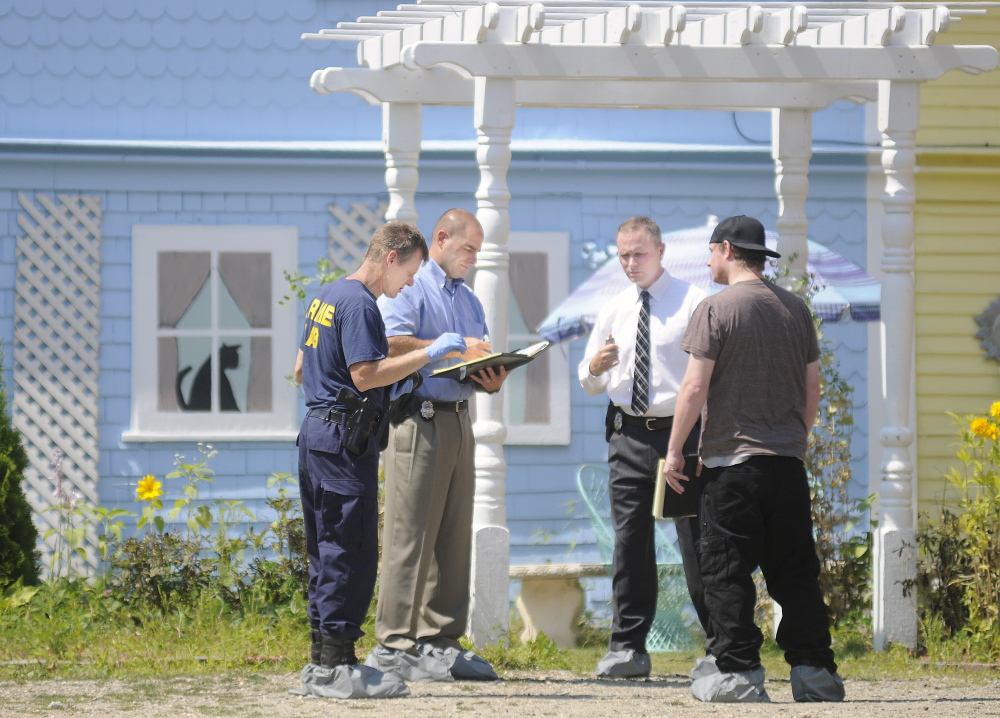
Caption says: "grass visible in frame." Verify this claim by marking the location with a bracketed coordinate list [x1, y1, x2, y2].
[0, 582, 994, 685]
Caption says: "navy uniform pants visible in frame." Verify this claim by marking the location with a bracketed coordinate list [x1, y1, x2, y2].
[608, 418, 713, 653]
[298, 418, 379, 638]
[699, 455, 836, 674]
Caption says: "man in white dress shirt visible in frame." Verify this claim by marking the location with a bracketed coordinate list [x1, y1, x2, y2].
[579, 216, 714, 678]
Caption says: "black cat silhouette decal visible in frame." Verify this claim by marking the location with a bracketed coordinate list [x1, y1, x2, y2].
[176, 343, 241, 412]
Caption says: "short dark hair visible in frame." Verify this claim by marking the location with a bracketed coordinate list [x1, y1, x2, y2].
[366, 222, 428, 264]
[729, 243, 767, 270]
[617, 216, 662, 245]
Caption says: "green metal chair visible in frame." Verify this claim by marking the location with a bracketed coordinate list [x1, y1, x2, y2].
[575, 463, 697, 652]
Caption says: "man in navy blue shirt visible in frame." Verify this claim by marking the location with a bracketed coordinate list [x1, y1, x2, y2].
[292, 222, 466, 699]
[366, 209, 506, 682]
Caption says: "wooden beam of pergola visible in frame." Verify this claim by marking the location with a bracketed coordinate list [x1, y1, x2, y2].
[311, 68, 878, 109]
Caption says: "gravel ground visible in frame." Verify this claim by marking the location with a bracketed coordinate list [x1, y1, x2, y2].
[1, 669, 998, 718]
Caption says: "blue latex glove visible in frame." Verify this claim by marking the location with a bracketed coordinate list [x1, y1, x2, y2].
[426, 333, 466, 363]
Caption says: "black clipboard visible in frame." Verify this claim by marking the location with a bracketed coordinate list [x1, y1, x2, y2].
[430, 340, 550, 384]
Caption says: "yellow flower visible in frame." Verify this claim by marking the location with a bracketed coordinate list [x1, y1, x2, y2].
[970, 418, 999, 441]
[991, 401, 1000, 420]
[136, 475, 163, 502]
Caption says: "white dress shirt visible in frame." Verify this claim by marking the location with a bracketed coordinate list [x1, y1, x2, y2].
[578, 270, 707, 417]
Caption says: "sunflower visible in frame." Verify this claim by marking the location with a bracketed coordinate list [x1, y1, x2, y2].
[136, 475, 163, 502]
[991, 401, 1000, 420]
[970, 418, 999, 441]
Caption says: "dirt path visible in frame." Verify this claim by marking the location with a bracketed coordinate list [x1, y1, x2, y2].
[2, 669, 998, 718]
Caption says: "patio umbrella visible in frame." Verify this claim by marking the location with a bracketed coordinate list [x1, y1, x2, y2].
[536, 221, 881, 343]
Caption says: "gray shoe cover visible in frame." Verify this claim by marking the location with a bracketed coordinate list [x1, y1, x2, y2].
[423, 644, 499, 681]
[364, 646, 454, 683]
[287, 663, 316, 696]
[790, 666, 845, 702]
[595, 649, 651, 678]
[306, 663, 410, 699]
[690, 653, 719, 680]
[691, 666, 770, 703]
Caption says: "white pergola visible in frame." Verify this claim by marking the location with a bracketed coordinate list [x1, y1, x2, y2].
[305, 1, 998, 651]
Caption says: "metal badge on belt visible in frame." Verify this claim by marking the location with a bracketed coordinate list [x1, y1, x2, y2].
[420, 400, 435, 419]
[614, 410, 623, 431]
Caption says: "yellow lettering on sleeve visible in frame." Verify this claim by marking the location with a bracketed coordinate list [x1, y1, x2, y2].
[318, 303, 336, 327]
[306, 299, 321, 321]
[304, 326, 320, 348]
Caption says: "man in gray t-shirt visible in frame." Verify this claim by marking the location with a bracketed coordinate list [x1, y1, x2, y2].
[685, 276, 819, 464]
[662, 216, 844, 704]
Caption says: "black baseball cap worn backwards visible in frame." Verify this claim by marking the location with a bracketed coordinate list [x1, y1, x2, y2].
[709, 215, 781, 259]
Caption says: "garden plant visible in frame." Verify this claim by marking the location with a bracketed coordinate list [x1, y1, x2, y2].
[917, 401, 1000, 662]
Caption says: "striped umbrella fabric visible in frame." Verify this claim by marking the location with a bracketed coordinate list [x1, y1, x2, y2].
[537, 224, 881, 344]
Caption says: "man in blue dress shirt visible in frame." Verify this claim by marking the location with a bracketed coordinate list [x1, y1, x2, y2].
[366, 209, 506, 682]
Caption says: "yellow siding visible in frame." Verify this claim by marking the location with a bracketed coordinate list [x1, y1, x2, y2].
[914, 8, 1000, 516]
[917, 9, 1000, 148]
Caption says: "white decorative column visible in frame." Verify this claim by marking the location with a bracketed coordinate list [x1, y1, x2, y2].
[873, 80, 920, 652]
[469, 76, 514, 646]
[771, 108, 812, 289]
[382, 102, 421, 225]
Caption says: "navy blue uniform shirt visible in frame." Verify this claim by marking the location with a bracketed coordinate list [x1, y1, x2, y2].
[299, 278, 388, 413]
[298, 278, 387, 497]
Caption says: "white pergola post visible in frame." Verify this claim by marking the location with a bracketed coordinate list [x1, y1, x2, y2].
[469, 76, 515, 646]
[382, 102, 421, 225]
[771, 108, 812, 288]
[873, 79, 920, 651]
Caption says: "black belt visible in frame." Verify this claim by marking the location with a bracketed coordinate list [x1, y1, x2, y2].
[307, 407, 348, 424]
[618, 410, 673, 432]
[419, 399, 468, 413]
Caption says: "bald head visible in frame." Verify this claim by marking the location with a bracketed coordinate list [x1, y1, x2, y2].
[430, 209, 484, 280]
[432, 209, 479, 240]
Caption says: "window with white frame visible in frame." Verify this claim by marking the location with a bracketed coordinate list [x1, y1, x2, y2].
[125, 226, 298, 441]
[504, 232, 570, 445]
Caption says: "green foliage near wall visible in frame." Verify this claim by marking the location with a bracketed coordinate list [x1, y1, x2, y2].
[806, 319, 873, 627]
[0, 347, 41, 589]
[917, 403, 1000, 661]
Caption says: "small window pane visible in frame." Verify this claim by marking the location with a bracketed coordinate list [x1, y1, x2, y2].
[158, 252, 210, 329]
[175, 281, 211, 331]
[218, 280, 251, 331]
[173, 336, 213, 412]
[247, 337, 272, 413]
[218, 252, 272, 328]
[507, 251, 551, 426]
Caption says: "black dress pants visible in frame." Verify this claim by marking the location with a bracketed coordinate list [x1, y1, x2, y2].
[699, 455, 836, 674]
[607, 420, 711, 652]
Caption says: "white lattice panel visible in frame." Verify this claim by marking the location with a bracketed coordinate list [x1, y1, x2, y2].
[14, 193, 102, 575]
[328, 201, 388, 272]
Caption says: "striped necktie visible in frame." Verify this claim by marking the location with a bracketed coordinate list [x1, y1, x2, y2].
[631, 290, 651, 417]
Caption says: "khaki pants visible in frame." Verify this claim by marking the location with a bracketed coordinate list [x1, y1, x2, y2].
[375, 409, 476, 651]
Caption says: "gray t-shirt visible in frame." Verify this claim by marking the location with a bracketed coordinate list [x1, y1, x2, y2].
[680, 278, 820, 462]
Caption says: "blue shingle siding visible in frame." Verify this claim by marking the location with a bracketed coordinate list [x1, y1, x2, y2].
[0, 2, 868, 144]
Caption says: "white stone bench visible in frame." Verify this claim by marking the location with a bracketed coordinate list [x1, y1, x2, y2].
[509, 563, 608, 649]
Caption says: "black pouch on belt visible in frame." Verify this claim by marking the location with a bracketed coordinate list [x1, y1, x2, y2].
[604, 401, 616, 443]
[374, 371, 424, 452]
[336, 386, 378, 455]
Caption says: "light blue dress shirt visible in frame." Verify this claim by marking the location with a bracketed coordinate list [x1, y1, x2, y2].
[378, 259, 489, 401]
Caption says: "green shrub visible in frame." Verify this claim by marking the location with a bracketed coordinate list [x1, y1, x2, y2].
[0, 346, 40, 589]
[917, 403, 1000, 660]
